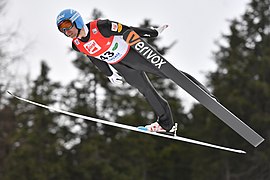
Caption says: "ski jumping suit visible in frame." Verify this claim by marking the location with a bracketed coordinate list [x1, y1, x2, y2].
[72, 19, 212, 131]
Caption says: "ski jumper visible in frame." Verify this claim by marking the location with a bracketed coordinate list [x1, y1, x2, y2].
[72, 19, 214, 130]
[72, 19, 174, 130]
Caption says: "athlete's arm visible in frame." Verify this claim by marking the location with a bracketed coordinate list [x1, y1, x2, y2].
[97, 19, 158, 38]
[72, 43, 113, 76]
[87, 56, 113, 76]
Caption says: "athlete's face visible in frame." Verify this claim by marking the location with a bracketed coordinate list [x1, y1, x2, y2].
[65, 26, 78, 38]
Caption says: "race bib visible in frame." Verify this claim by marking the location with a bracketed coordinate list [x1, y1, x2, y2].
[96, 36, 130, 64]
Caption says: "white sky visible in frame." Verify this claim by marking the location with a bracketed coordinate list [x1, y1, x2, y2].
[4, 0, 250, 109]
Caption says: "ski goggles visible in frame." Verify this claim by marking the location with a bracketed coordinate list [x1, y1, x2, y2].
[58, 20, 74, 33]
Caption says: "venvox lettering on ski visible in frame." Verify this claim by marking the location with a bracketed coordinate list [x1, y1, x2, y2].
[125, 31, 167, 69]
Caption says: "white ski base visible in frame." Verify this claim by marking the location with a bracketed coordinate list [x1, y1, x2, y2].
[7, 91, 246, 154]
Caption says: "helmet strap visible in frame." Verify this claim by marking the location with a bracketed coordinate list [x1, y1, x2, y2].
[76, 29, 81, 38]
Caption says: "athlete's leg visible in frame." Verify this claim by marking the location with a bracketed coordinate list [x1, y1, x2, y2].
[120, 49, 167, 78]
[112, 63, 174, 130]
[123, 49, 216, 99]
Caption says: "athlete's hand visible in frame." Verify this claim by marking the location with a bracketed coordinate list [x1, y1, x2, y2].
[154, 25, 169, 35]
[108, 72, 123, 85]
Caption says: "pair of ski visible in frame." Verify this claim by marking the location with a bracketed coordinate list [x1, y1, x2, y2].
[8, 30, 264, 154]
[7, 91, 246, 154]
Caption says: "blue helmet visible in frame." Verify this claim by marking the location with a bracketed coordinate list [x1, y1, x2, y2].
[56, 9, 84, 30]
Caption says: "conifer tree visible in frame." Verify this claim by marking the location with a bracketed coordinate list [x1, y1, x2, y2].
[189, 0, 270, 179]
[1, 61, 73, 180]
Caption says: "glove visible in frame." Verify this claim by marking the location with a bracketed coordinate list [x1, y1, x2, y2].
[108, 72, 123, 85]
[153, 25, 169, 35]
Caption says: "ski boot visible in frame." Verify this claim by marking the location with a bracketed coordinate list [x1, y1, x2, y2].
[138, 122, 178, 136]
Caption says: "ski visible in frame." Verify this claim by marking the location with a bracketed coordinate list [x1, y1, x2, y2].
[7, 91, 245, 154]
[123, 30, 264, 147]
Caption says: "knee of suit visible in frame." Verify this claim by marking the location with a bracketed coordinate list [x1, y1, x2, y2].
[133, 83, 170, 108]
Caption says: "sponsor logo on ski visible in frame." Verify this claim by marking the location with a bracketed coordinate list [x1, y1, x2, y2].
[125, 31, 166, 69]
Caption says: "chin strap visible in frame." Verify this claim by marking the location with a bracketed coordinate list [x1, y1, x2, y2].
[76, 29, 81, 38]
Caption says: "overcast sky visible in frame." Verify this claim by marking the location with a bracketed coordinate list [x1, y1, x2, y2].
[4, 0, 250, 108]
